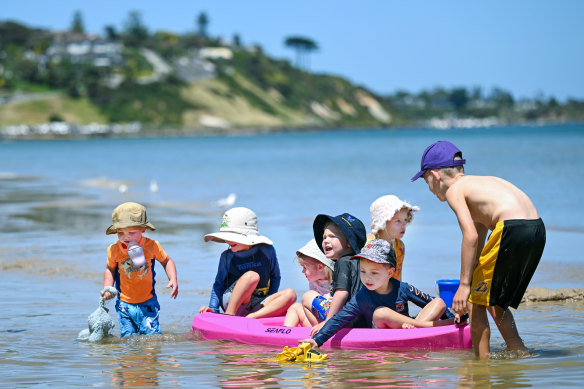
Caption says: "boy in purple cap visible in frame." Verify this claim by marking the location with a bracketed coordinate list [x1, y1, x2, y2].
[301, 239, 452, 348]
[412, 140, 546, 359]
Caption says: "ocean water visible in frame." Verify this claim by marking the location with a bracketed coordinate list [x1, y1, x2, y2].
[1, 124, 583, 387]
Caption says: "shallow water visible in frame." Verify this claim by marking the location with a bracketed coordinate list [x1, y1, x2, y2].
[1, 124, 583, 387]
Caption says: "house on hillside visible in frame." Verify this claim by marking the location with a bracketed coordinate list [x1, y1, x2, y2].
[45, 32, 123, 67]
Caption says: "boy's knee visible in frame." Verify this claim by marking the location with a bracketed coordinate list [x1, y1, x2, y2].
[282, 288, 297, 302]
[372, 306, 391, 320]
[434, 297, 446, 310]
[301, 290, 318, 306]
[239, 271, 260, 285]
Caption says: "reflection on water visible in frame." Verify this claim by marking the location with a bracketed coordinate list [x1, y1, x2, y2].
[1, 127, 584, 386]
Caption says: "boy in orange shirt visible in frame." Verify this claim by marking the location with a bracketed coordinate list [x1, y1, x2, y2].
[101, 202, 178, 337]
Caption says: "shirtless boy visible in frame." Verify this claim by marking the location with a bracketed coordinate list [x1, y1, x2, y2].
[412, 140, 546, 359]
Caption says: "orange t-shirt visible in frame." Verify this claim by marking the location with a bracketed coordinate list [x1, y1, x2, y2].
[365, 233, 405, 281]
[106, 236, 168, 304]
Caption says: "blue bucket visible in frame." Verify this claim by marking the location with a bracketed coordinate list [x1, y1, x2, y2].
[436, 279, 460, 308]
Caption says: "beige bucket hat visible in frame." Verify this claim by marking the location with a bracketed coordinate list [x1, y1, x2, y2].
[106, 202, 156, 235]
[297, 239, 334, 271]
[204, 207, 273, 246]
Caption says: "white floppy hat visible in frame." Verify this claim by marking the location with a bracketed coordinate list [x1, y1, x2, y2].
[204, 207, 273, 246]
[296, 239, 334, 271]
[370, 195, 420, 235]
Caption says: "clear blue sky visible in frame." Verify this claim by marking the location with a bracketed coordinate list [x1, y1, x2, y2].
[3, 1, 583, 101]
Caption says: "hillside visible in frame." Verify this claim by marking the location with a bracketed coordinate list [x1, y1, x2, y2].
[1, 20, 582, 137]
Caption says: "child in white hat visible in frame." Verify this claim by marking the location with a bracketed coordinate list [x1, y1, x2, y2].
[199, 207, 296, 318]
[369, 195, 420, 281]
[283, 239, 334, 327]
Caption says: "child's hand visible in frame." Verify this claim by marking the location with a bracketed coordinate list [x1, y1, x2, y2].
[299, 338, 318, 349]
[100, 289, 115, 300]
[310, 321, 326, 337]
[166, 279, 178, 299]
[199, 306, 214, 314]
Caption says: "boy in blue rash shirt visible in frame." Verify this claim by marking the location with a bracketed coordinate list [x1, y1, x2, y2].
[199, 207, 296, 318]
[302, 239, 454, 348]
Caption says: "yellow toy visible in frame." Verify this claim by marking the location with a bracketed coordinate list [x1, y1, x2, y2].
[275, 342, 328, 363]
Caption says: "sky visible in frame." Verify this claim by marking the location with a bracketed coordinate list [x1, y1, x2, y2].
[3, 1, 583, 102]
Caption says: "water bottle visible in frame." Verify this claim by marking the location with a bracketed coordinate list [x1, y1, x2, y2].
[127, 241, 146, 267]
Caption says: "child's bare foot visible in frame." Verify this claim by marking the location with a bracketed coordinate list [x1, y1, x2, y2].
[402, 323, 416, 329]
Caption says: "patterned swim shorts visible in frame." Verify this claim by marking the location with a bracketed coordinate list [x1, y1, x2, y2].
[311, 295, 331, 321]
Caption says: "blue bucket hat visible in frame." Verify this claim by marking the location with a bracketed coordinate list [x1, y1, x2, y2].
[411, 140, 466, 181]
[313, 213, 367, 255]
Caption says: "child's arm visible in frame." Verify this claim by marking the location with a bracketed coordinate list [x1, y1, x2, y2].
[268, 246, 281, 295]
[162, 256, 178, 299]
[303, 295, 360, 347]
[204, 252, 228, 313]
[101, 266, 116, 300]
[446, 186, 480, 316]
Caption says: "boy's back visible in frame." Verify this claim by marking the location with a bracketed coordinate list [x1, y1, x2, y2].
[447, 175, 539, 229]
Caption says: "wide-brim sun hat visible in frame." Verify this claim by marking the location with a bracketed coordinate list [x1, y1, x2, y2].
[204, 207, 273, 246]
[296, 239, 334, 271]
[370, 195, 420, 235]
[106, 202, 156, 235]
[313, 213, 367, 255]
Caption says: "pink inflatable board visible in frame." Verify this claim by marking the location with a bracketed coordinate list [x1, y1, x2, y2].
[192, 312, 472, 350]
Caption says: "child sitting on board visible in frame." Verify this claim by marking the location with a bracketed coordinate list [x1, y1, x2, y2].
[101, 202, 178, 337]
[368, 195, 420, 281]
[199, 207, 296, 318]
[309, 213, 368, 335]
[283, 239, 335, 327]
[302, 239, 451, 349]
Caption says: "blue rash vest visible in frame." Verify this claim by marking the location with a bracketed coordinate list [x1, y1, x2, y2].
[208, 243, 281, 313]
[313, 278, 455, 346]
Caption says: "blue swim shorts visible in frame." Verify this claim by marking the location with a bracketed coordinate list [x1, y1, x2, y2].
[311, 295, 331, 322]
[115, 296, 161, 338]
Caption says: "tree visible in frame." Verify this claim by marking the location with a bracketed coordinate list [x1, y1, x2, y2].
[104, 25, 119, 40]
[449, 88, 469, 111]
[122, 11, 148, 47]
[284, 36, 318, 69]
[197, 12, 209, 37]
[232, 33, 241, 48]
[70, 11, 85, 34]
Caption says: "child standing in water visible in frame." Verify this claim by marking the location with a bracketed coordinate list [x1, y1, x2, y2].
[199, 207, 296, 318]
[369, 195, 420, 281]
[101, 202, 178, 338]
[283, 239, 334, 327]
[412, 140, 546, 358]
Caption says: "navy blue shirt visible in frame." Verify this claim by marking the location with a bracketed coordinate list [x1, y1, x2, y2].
[313, 278, 454, 346]
[208, 244, 281, 312]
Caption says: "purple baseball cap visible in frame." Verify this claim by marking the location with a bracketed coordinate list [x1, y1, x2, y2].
[411, 140, 466, 181]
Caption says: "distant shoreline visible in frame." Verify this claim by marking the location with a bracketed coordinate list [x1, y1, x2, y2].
[2, 120, 581, 141]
